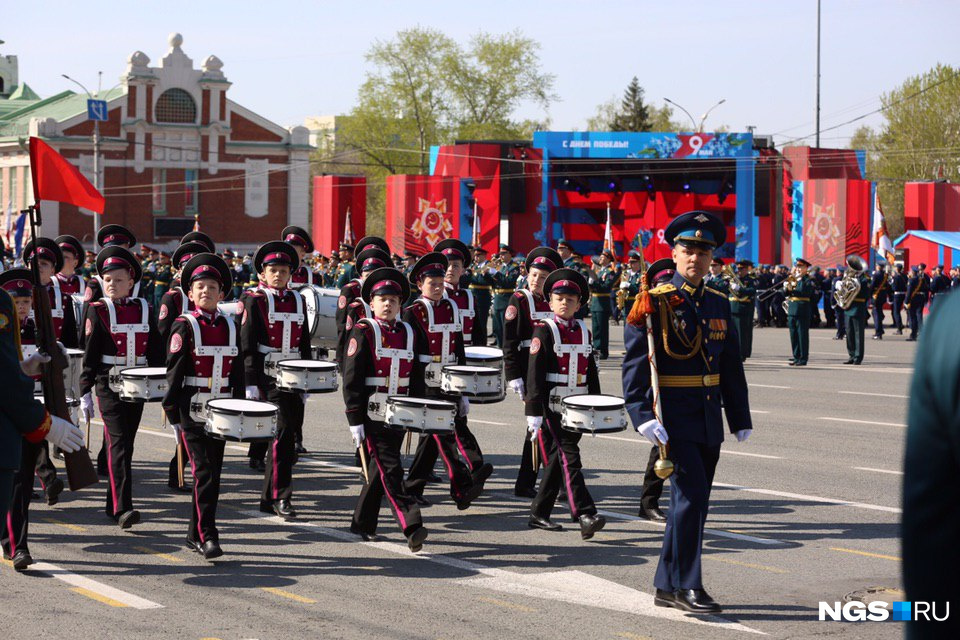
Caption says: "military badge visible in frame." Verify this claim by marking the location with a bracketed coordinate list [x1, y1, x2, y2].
[170, 333, 182, 353]
[505, 305, 517, 321]
[530, 337, 541, 354]
[347, 337, 358, 357]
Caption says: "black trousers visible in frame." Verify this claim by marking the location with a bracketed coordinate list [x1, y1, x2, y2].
[34, 442, 59, 493]
[871, 300, 885, 336]
[891, 293, 905, 330]
[515, 425, 555, 493]
[908, 301, 924, 338]
[405, 417, 474, 502]
[168, 444, 188, 488]
[530, 410, 596, 521]
[823, 297, 836, 328]
[641, 445, 666, 509]
[97, 387, 145, 518]
[2, 439, 41, 557]
[353, 422, 422, 536]
[472, 296, 491, 346]
[835, 307, 846, 338]
[0, 469, 13, 530]
[260, 388, 302, 505]
[179, 425, 225, 544]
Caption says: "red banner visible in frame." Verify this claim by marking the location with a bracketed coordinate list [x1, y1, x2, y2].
[385, 175, 460, 255]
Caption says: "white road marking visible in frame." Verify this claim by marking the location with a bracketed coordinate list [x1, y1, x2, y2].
[713, 483, 901, 514]
[818, 417, 906, 428]
[811, 350, 890, 359]
[748, 384, 791, 389]
[471, 419, 510, 426]
[839, 390, 908, 399]
[595, 509, 784, 546]
[750, 409, 770, 414]
[747, 360, 912, 373]
[30, 562, 164, 610]
[592, 434, 783, 460]
[853, 467, 904, 476]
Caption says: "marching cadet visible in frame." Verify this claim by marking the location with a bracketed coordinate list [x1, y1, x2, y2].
[54, 235, 86, 297]
[468, 245, 494, 346]
[617, 251, 644, 316]
[335, 237, 391, 362]
[622, 210, 753, 614]
[587, 249, 618, 359]
[79, 247, 164, 529]
[402, 252, 484, 509]
[341, 247, 392, 332]
[0, 270, 86, 571]
[336, 243, 358, 287]
[282, 225, 318, 287]
[504, 246, 560, 498]
[786, 258, 816, 366]
[163, 254, 243, 560]
[241, 241, 311, 520]
[905, 265, 928, 341]
[728, 259, 758, 361]
[152, 252, 173, 311]
[870, 262, 891, 340]
[890, 263, 907, 335]
[341, 267, 429, 552]
[436, 238, 477, 349]
[182, 231, 216, 255]
[80, 224, 139, 329]
[490, 244, 520, 348]
[843, 262, 872, 365]
[524, 267, 606, 540]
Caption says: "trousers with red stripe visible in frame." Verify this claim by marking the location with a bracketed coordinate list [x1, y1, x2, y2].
[530, 410, 597, 521]
[98, 388, 145, 518]
[353, 421, 422, 536]
[178, 424, 225, 544]
[34, 442, 60, 493]
[2, 439, 41, 557]
[260, 388, 301, 507]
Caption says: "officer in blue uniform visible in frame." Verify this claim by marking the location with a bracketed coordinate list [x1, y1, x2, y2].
[905, 265, 929, 342]
[870, 263, 891, 340]
[621, 210, 752, 614]
[890, 264, 906, 335]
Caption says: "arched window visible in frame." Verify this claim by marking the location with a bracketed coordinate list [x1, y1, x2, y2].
[155, 88, 197, 123]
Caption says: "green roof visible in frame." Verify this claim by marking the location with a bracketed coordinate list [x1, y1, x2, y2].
[0, 86, 126, 137]
[0, 82, 42, 118]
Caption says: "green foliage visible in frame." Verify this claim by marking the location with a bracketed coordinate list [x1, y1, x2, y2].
[585, 78, 681, 132]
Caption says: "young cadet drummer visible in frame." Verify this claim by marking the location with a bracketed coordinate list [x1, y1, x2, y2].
[622, 210, 752, 614]
[339, 246, 392, 362]
[402, 252, 483, 509]
[79, 247, 164, 529]
[241, 241, 311, 520]
[335, 236, 391, 362]
[503, 246, 561, 498]
[81, 224, 139, 326]
[341, 267, 429, 552]
[524, 268, 606, 540]
[163, 254, 243, 560]
[282, 225, 318, 287]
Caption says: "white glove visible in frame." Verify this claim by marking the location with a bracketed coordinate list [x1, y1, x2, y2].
[526, 416, 542, 441]
[619, 281, 630, 290]
[169, 423, 182, 436]
[349, 425, 365, 448]
[735, 429, 752, 443]
[245, 385, 261, 400]
[637, 419, 669, 446]
[508, 378, 525, 397]
[21, 350, 50, 377]
[46, 415, 84, 453]
[79, 393, 95, 422]
[729, 281, 740, 292]
[458, 396, 470, 416]
[487, 267, 498, 275]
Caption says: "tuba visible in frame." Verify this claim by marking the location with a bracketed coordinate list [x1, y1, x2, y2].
[834, 255, 865, 309]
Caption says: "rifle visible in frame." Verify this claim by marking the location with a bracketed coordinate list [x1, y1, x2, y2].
[26, 205, 99, 491]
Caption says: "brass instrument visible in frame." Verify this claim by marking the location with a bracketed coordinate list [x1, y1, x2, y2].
[757, 268, 798, 302]
[834, 255, 865, 310]
[721, 264, 745, 291]
[616, 287, 629, 311]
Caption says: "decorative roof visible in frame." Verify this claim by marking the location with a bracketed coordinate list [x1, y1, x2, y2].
[893, 230, 960, 252]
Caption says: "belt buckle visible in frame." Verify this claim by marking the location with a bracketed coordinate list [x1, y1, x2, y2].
[702, 374, 712, 386]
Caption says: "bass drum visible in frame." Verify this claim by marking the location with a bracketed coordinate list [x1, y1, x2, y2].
[294, 284, 339, 350]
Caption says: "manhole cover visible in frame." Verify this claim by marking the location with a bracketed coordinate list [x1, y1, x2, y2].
[844, 586, 905, 607]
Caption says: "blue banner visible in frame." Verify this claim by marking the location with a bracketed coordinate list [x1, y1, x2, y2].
[533, 131, 754, 160]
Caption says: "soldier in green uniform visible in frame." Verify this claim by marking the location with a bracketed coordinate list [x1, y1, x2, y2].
[786, 258, 816, 366]
[139, 245, 157, 305]
[728, 260, 758, 361]
[704, 257, 726, 293]
[618, 251, 644, 315]
[842, 262, 872, 365]
[468, 246, 495, 346]
[153, 251, 173, 311]
[587, 249, 618, 359]
[80, 250, 97, 283]
[490, 244, 520, 348]
[336, 243, 357, 288]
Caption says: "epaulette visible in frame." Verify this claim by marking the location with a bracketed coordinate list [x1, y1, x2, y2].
[649, 283, 677, 296]
[705, 286, 727, 298]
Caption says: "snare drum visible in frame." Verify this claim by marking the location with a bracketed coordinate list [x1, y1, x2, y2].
[560, 394, 628, 434]
[118, 367, 168, 402]
[464, 346, 503, 370]
[276, 359, 338, 393]
[440, 365, 504, 403]
[204, 399, 279, 442]
[384, 397, 456, 434]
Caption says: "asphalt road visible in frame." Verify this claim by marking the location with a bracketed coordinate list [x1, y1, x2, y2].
[2, 323, 916, 639]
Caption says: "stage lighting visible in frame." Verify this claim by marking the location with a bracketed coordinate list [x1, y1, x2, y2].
[608, 180, 617, 190]
[645, 175, 655, 195]
[683, 181, 691, 192]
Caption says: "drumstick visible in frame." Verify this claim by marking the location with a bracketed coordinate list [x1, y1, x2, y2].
[531, 435, 539, 473]
[404, 430, 412, 456]
[85, 415, 91, 453]
[358, 444, 370, 484]
[176, 440, 185, 488]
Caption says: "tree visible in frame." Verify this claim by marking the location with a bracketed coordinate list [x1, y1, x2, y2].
[612, 77, 651, 132]
[848, 63, 960, 236]
[585, 79, 681, 132]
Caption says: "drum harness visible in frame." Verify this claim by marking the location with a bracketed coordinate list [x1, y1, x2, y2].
[100, 297, 150, 393]
[256, 287, 304, 378]
[518, 289, 552, 349]
[181, 313, 238, 422]
[540, 317, 591, 413]
[415, 298, 461, 388]
[360, 318, 414, 420]
[443, 284, 475, 329]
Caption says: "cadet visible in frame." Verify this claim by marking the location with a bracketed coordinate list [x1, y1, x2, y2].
[587, 249, 618, 359]
[467, 245, 495, 346]
[890, 263, 906, 335]
[335, 237, 391, 363]
[786, 258, 816, 366]
[339, 246, 392, 362]
[341, 267, 428, 552]
[80, 224, 139, 331]
[524, 267, 606, 540]
[870, 263, 891, 340]
[843, 262, 872, 365]
[55, 235, 87, 297]
[905, 266, 928, 341]
[282, 225, 318, 287]
[728, 259, 758, 361]
[622, 210, 753, 614]
[490, 244, 520, 348]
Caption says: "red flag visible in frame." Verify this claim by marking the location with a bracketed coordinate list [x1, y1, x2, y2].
[343, 207, 356, 246]
[28, 137, 105, 213]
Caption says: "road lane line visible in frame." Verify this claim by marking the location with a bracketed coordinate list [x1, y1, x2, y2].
[811, 351, 890, 358]
[853, 467, 903, 476]
[261, 587, 317, 604]
[42, 518, 87, 532]
[471, 419, 510, 426]
[840, 390, 908, 399]
[830, 547, 900, 561]
[132, 545, 185, 564]
[591, 508, 784, 546]
[31, 562, 164, 609]
[592, 434, 783, 459]
[476, 596, 536, 613]
[748, 384, 791, 389]
[702, 555, 789, 574]
[818, 417, 906, 428]
[70, 587, 128, 607]
[713, 483, 901, 514]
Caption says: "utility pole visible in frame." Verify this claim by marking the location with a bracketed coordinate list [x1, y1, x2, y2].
[815, 0, 821, 148]
[62, 73, 103, 239]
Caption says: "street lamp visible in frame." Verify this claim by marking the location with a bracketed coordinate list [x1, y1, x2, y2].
[664, 98, 697, 132]
[62, 72, 103, 239]
[664, 97, 727, 133]
[698, 99, 726, 133]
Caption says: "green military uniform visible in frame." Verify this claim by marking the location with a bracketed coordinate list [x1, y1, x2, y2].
[467, 250, 495, 346]
[336, 261, 357, 288]
[620, 266, 643, 314]
[842, 271, 872, 365]
[786, 260, 817, 366]
[563, 255, 591, 320]
[728, 262, 758, 361]
[491, 245, 520, 348]
[153, 262, 173, 310]
[588, 258, 618, 358]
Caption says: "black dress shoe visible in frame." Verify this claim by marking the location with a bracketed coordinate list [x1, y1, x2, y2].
[514, 486, 537, 499]
[794, 362, 807, 367]
[426, 472, 443, 483]
[844, 358, 855, 364]
[411, 494, 431, 507]
[905, 337, 916, 342]
[31, 491, 42, 500]
[200, 540, 223, 560]
[528, 515, 562, 531]
[185, 537, 203, 554]
[853, 360, 862, 365]
[455, 483, 484, 511]
[406, 526, 428, 552]
[873, 335, 883, 340]
[832, 336, 843, 340]
[896, 329, 903, 335]
[295, 444, 307, 454]
[272, 500, 297, 520]
[654, 588, 722, 614]
[638, 505, 667, 522]
[249, 458, 266, 473]
[45, 478, 64, 506]
[118, 510, 141, 530]
[12, 549, 34, 572]
[787, 360, 796, 365]
[472, 463, 494, 487]
[579, 513, 607, 540]
[349, 525, 380, 542]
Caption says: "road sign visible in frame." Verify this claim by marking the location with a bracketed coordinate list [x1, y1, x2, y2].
[87, 99, 108, 122]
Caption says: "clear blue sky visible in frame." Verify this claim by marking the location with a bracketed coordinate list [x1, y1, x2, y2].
[6, 0, 958, 146]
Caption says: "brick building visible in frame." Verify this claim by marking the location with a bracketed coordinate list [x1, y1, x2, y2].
[0, 33, 312, 251]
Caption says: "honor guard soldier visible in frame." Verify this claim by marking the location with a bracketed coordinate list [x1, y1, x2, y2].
[490, 244, 520, 348]
[79, 247, 164, 529]
[622, 210, 753, 614]
[0, 271, 85, 571]
[282, 225, 318, 287]
[728, 260, 758, 361]
[870, 263, 891, 339]
[786, 258, 816, 366]
[336, 243, 358, 287]
[905, 265, 928, 341]
[890, 264, 906, 334]
[241, 241, 311, 520]
[468, 245, 494, 346]
[335, 237, 391, 362]
[503, 246, 560, 498]
[402, 252, 484, 509]
[524, 267, 606, 540]
[587, 249, 618, 359]
[843, 261, 872, 364]
[618, 251, 644, 318]
[163, 254, 242, 560]
[929, 264, 950, 311]
[342, 267, 429, 552]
